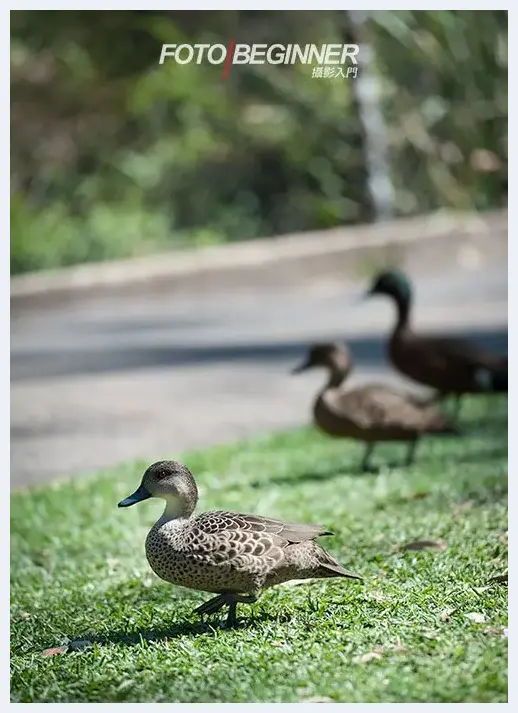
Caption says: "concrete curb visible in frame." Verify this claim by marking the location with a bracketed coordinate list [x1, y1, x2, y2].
[11, 209, 507, 308]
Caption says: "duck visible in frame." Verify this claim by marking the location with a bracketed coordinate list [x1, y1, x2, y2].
[118, 460, 362, 628]
[364, 269, 508, 415]
[292, 342, 458, 471]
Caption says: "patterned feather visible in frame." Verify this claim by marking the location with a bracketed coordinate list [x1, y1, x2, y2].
[323, 385, 455, 434]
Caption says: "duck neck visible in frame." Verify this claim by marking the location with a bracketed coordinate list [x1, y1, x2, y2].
[160, 482, 198, 523]
[324, 365, 348, 390]
[393, 292, 411, 333]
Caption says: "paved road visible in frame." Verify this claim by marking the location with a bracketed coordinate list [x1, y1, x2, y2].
[11, 259, 507, 488]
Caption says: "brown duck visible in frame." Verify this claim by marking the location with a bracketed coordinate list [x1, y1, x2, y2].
[119, 460, 362, 628]
[365, 269, 507, 415]
[292, 342, 458, 471]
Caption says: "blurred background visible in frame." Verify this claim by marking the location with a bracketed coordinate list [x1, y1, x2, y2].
[11, 9, 507, 274]
[10, 10, 508, 487]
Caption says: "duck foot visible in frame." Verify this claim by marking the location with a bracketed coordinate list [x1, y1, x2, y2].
[195, 594, 228, 618]
[361, 441, 419, 472]
[194, 593, 258, 628]
[362, 463, 381, 474]
[360, 443, 376, 473]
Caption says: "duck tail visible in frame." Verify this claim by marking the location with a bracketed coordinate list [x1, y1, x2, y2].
[474, 358, 507, 393]
[410, 391, 441, 408]
[315, 545, 363, 580]
[490, 364, 507, 392]
[436, 422, 462, 437]
[427, 413, 461, 436]
[317, 562, 363, 580]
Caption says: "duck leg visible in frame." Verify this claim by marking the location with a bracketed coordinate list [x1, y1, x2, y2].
[194, 594, 228, 618]
[195, 592, 258, 628]
[361, 443, 375, 472]
[226, 600, 238, 628]
[405, 438, 418, 466]
[223, 594, 258, 628]
[452, 394, 462, 419]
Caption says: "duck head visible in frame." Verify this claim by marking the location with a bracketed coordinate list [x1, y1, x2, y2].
[365, 269, 412, 304]
[118, 460, 198, 519]
[292, 342, 352, 386]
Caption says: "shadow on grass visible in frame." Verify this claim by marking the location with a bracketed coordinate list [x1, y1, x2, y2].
[249, 442, 507, 489]
[429, 444, 508, 465]
[58, 607, 295, 652]
[462, 419, 508, 441]
[249, 460, 366, 488]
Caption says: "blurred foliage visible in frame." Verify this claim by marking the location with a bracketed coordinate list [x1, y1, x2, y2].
[10, 10, 507, 274]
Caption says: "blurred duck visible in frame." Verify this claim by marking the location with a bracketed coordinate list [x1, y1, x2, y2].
[292, 342, 458, 471]
[364, 269, 508, 415]
[119, 460, 362, 628]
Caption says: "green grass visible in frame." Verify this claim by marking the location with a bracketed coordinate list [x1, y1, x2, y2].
[11, 396, 508, 703]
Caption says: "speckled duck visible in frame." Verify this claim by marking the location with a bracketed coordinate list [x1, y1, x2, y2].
[293, 342, 458, 471]
[118, 460, 362, 627]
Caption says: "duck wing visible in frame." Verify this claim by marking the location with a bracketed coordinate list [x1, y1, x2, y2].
[175, 512, 333, 579]
[193, 510, 332, 542]
[391, 329, 507, 392]
[325, 385, 447, 431]
[400, 332, 507, 380]
[187, 512, 361, 581]
[414, 333, 506, 369]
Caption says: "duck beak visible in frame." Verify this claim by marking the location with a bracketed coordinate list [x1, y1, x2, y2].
[291, 361, 310, 374]
[118, 484, 152, 508]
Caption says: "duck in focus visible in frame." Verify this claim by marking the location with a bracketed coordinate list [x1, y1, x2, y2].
[292, 342, 458, 471]
[364, 269, 507, 416]
[118, 460, 362, 628]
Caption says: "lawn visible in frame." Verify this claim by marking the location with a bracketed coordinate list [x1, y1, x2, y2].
[10, 395, 508, 703]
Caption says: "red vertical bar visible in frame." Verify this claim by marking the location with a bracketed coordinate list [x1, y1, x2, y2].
[222, 40, 236, 79]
